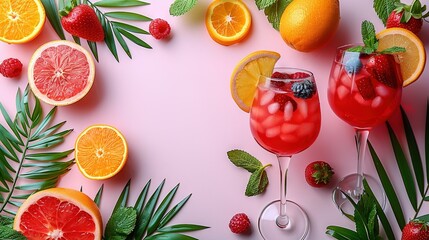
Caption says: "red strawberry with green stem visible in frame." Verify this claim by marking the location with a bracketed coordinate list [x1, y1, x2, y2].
[365, 54, 398, 88]
[401, 219, 429, 240]
[386, 0, 429, 34]
[59, 0, 105, 42]
[305, 161, 334, 187]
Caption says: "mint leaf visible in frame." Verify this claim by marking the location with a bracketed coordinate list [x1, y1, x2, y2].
[245, 166, 269, 196]
[0, 226, 26, 240]
[255, 0, 277, 10]
[0, 216, 14, 228]
[361, 20, 378, 53]
[379, 46, 406, 54]
[227, 149, 263, 173]
[373, 0, 399, 25]
[105, 207, 137, 239]
[169, 0, 198, 16]
[264, 0, 292, 30]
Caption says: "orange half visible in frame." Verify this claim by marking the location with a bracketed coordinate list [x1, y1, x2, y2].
[75, 125, 128, 180]
[205, 0, 252, 46]
[0, 0, 46, 43]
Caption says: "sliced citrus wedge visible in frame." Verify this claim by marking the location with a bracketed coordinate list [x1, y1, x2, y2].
[0, 0, 46, 43]
[230, 50, 280, 112]
[205, 0, 252, 46]
[75, 124, 128, 180]
[377, 27, 426, 87]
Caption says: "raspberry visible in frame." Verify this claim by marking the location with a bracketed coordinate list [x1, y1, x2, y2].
[0, 58, 23, 78]
[149, 18, 171, 40]
[229, 213, 250, 234]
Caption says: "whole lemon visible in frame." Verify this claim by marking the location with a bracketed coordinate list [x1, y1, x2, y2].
[279, 0, 340, 52]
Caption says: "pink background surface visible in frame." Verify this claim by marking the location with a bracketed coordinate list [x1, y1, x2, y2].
[1, 0, 429, 239]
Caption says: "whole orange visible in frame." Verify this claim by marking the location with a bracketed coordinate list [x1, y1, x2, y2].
[279, 0, 340, 52]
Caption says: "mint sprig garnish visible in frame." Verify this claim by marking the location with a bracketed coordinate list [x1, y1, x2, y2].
[104, 207, 137, 239]
[373, 0, 399, 25]
[0, 216, 26, 240]
[227, 149, 271, 196]
[348, 20, 405, 54]
[169, 0, 198, 16]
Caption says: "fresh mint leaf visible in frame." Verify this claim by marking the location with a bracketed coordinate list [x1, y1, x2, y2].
[264, 0, 292, 30]
[361, 20, 378, 53]
[373, 0, 399, 25]
[245, 166, 269, 196]
[0, 226, 26, 240]
[227, 149, 263, 173]
[105, 207, 137, 239]
[379, 46, 406, 54]
[0, 216, 14, 228]
[347, 46, 364, 52]
[169, 0, 198, 16]
[255, 0, 277, 10]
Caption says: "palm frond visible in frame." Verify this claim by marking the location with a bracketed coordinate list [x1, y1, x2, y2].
[0, 86, 74, 216]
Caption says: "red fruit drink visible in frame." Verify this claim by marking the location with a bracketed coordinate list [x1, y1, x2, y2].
[250, 69, 321, 156]
[327, 47, 403, 129]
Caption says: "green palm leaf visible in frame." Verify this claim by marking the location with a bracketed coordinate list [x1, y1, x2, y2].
[0, 87, 74, 216]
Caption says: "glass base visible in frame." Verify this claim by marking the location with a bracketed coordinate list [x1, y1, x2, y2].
[332, 173, 386, 215]
[258, 200, 309, 240]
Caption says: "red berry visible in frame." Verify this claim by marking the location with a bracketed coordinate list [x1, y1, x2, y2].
[0, 58, 23, 78]
[401, 220, 429, 240]
[271, 71, 290, 79]
[229, 213, 250, 234]
[386, 10, 423, 35]
[289, 72, 310, 79]
[149, 18, 171, 40]
[274, 94, 297, 112]
[356, 77, 376, 100]
[305, 161, 334, 188]
[365, 54, 399, 88]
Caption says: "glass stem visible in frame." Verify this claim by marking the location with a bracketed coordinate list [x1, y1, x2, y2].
[276, 155, 291, 228]
[355, 129, 370, 199]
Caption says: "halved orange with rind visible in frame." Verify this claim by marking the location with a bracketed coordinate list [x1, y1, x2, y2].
[376, 27, 426, 87]
[205, 0, 252, 46]
[75, 124, 128, 180]
[230, 50, 280, 112]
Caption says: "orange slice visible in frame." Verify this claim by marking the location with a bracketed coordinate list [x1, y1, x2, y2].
[0, 0, 46, 43]
[28, 40, 95, 106]
[377, 27, 426, 87]
[75, 124, 128, 180]
[205, 0, 252, 46]
[14, 188, 103, 239]
[230, 50, 280, 112]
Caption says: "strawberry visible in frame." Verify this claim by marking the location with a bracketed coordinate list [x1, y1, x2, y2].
[273, 94, 297, 112]
[356, 77, 376, 100]
[305, 161, 334, 188]
[401, 219, 429, 240]
[365, 54, 398, 88]
[386, 0, 428, 35]
[59, 3, 104, 42]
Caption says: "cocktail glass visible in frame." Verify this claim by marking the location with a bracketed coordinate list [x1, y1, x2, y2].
[327, 44, 403, 213]
[250, 67, 321, 239]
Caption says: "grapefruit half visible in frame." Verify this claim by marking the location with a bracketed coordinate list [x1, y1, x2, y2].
[14, 187, 103, 239]
[28, 40, 95, 106]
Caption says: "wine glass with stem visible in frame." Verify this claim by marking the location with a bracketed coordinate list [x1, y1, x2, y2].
[250, 67, 321, 239]
[327, 44, 403, 213]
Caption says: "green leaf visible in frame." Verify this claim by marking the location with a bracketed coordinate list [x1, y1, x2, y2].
[386, 121, 418, 210]
[158, 194, 191, 229]
[245, 166, 269, 196]
[0, 103, 23, 143]
[368, 140, 406, 229]
[112, 21, 149, 34]
[361, 20, 378, 53]
[263, 0, 292, 31]
[373, 0, 399, 25]
[87, 41, 99, 62]
[112, 27, 132, 59]
[158, 224, 209, 233]
[417, 214, 429, 221]
[255, 0, 277, 10]
[40, 0, 66, 39]
[169, 0, 198, 16]
[326, 226, 360, 240]
[105, 207, 137, 239]
[379, 46, 406, 54]
[400, 106, 425, 196]
[0, 226, 26, 240]
[145, 233, 197, 240]
[94, 184, 103, 207]
[98, 13, 120, 62]
[25, 149, 74, 161]
[117, 28, 152, 49]
[105, 12, 151, 21]
[30, 107, 57, 140]
[425, 99, 429, 185]
[227, 149, 262, 172]
[113, 179, 131, 213]
[94, 0, 149, 7]
[147, 184, 179, 235]
[0, 215, 14, 227]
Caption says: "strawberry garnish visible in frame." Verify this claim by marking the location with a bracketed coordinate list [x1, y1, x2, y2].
[305, 161, 335, 188]
[386, 0, 428, 34]
[401, 219, 429, 240]
[356, 77, 376, 100]
[273, 94, 297, 112]
[365, 54, 398, 88]
[59, 3, 104, 42]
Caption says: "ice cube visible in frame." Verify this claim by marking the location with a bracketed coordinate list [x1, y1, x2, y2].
[266, 126, 281, 138]
[250, 106, 265, 120]
[298, 100, 308, 119]
[262, 115, 283, 129]
[374, 85, 391, 97]
[297, 122, 315, 137]
[280, 133, 299, 143]
[281, 123, 300, 134]
[284, 102, 294, 121]
[341, 73, 352, 88]
[337, 85, 349, 100]
[260, 91, 275, 106]
[371, 96, 382, 108]
[268, 102, 280, 114]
